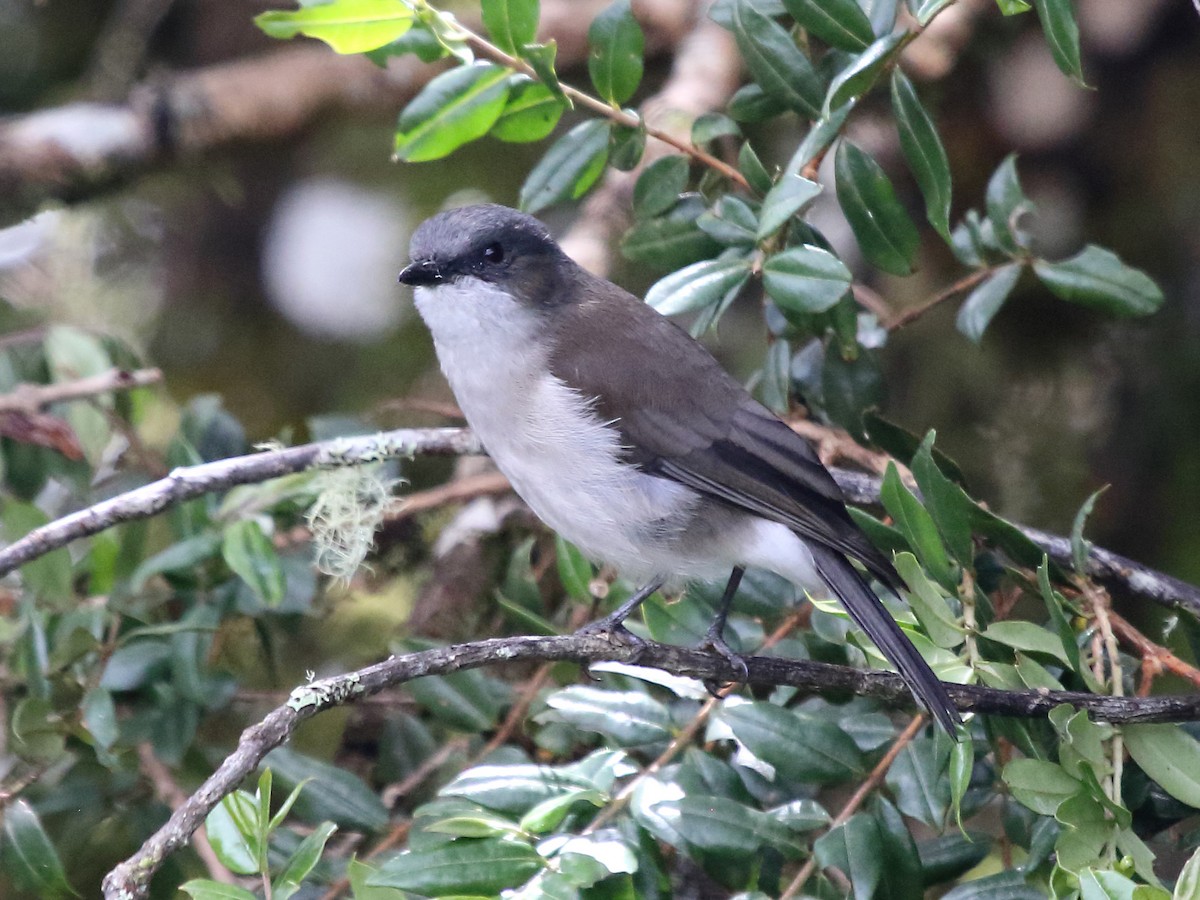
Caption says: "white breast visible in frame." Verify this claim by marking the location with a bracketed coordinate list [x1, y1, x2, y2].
[414, 279, 700, 582]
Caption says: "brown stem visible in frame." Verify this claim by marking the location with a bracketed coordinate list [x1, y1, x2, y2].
[0, 367, 162, 413]
[884, 267, 997, 331]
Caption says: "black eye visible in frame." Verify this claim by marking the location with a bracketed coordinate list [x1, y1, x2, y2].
[482, 242, 504, 264]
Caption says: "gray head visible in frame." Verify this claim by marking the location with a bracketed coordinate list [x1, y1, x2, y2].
[398, 204, 575, 307]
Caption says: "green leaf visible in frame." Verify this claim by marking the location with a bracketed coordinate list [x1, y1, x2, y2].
[519, 119, 610, 213]
[728, 82, 788, 122]
[665, 795, 798, 857]
[822, 346, 884, 440]
[825, 32, 905, 113]
[424, 812, 521, 839]
[729, 0, 822, 117]
[911, 432, 974, 564]
[368, 838, 544, 894]
[996, 0, 1033, 12]
[697, 195, 759, 246]
[757, 174, 822, 239]
[1034, 245, 1164, 317]
[274, 821, 337, 896]
[1037, 559, 1086, 679]
[608, 120, 645, 170]
[955, 263, 1023, 343]
[0, 800, 77, 899]
[518, 789, 605, 834]
[541, 686, 672, 745]
[4, 501, 72, 601]
[180, 882, 259, 900]
[394, 63, 510, 162]
[521, 40, 566, 102]
[481, 0, 539, 56]
[440, 761, 603, 814]
[880, 462, 956, 589]
[264, 747, 389, 831]
[1079, 868, 1140, 900]
[783, 0, 875, 50]
[894, 553, 963, 650]
[622, 194, 722, 268]
[919, 831, 992, 885]
[1124, 724, 1200, 809]
[1002, 758, 1081, 815]
[205, 792, 261, 876]
[768, 798, 832, 832]
[835, 140, 920, 276]
[691, 112, 740, 144]
[633, 156, 690, 219]
[887, 737, 951, 827]
[1070, 485, 1108, 574]
[910, 0, 955, 24]
[255, 0, 414, 54]
[406, 668, 505, 732]
[891, 70, 952, 240]
[985, 153, 1028, 254]
[490, 78, 564, 142]
[82, 686, 119, 749]
[980, 621, 1071, 665]
[555, 536, 593, 601]
[739, 142, 774, 194]
[763, 244, 852, 314]
[1174, 845, 1200, 900]
[717, 699, 866, 784]
[644, 255, 751, 316]
[222, 519, 286, 607]
[1031, 0, 1085, 85]
[814, 813, 884, 899]
[948, 738, 974, 831]
[587, 0, 644, 105]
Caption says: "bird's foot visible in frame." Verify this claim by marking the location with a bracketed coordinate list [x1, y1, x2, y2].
[576, 613, 647, 648]
[698, 628, 750, 691]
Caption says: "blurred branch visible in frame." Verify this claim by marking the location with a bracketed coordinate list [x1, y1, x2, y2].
[102, 632, 1200, 898]
[0, 367, 162, 413]
[0, 0, 698, 226]
[3, 426, 1198, 617]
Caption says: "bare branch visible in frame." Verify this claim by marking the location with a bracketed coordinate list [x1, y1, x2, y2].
[0, 367, 162, 413]
[101, 632, 1200, 898]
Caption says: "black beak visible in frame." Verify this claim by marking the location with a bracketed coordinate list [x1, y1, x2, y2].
[398, 259, 444, 287]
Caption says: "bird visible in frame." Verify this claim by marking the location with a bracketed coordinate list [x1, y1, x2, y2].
[398, 203, 960, 735]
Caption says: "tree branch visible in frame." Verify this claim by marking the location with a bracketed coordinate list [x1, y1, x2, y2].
[2, 426, 1197, 618]
[101, 632, 1200, 899]
[0, 367, 162, 413]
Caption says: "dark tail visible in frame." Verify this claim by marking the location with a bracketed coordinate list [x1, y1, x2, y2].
[808, 543, 961, 736]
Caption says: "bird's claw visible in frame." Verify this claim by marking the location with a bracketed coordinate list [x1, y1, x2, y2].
[576, 615, 647, 648]
[698, 630, 751, 685]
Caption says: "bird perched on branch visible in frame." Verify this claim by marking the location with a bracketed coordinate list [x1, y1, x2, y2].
[399, 203, 960, 735]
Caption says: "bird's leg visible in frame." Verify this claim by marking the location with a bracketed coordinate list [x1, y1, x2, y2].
[700, 566, 750, 684]
[577, 578, 664, 644]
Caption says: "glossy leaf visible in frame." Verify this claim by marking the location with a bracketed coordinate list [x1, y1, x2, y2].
[822, 346, 884, 440]
[665, 795, 798, 857]
[481, 0, 539, 56]
[522, 40, 566, 101]
[995, 0, 1033, 12]
[555, 536, 593, 601]
[948, 738, 974, 831]
[814, 813, 883, 899]
[1034, 245, 1164, 317]
[919, 831, 992, 884]
[1174, 846, 1200, 900]
[717, 700, 866, 783]
[205, 792, 260, 875]
[264, 747, 389, 831]
[980, 621, 1071, 665]
[255, 0, 414, 54]
[738, 142, 774, 194]
[887, 737, 951, 826]
[757, 174, 822, 239]
[1124, 724, 1200, 809]
[608, 120, 645, 170]
[697, 195, 759, 246]
[588, 0, 645, 105]
[394, 64, 511, 162]
[1032, 0, 1085, 84]
[762, 244, 852, 314]
[621, 194, 722, 268]
[519, 119, 610, 212]
[82, 686, 119, 749]
[1070, 485, 1107, 574]
[729, 0, 822, 117]
[880, 462, 956, 589]
[490, 78, 564, 142]
[644, 255, 751, 316]
[783, 0, 874, 50]
[825, 32, 904, 113]
[273, 821, 337, 896]
[0, 800, 77, 899]
[180, 883, 258, 900]
[985, 154, 1027, 254]
[222, 519, 286, 607]
[955, 263, 1023, 343]
[911, 432, 974, 564]
[910, 0, 955, 24]
[633, 156, 690, 219]
[835, 140, 920, 275]
[691, 112, 740, 144]
[369, 838, 544, 894]
[891, 70, 952, 240]
[1002, 758, 1081, 815]
[728, 82, 788, 121]
[894, 553, 962, 650]
[542, 686, 672, 745]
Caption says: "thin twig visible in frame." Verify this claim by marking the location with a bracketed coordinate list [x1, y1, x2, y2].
[0, 367, 162, 413]
[1109, 610, 1200, 690]
[884, 267, 997, 331]
[780, 714, 927, 899]
[384, 471, 512, 523]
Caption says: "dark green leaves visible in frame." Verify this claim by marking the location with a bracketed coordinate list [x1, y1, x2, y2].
[622, 195, 722, 269]
[644, 255, 752, 316]
[519, 119, 611, 213]
[728, 0, 822, 117]
[891, 70, 952, 240]
[481, 0, 539, 55]
[825, 32, 905, 113]
[255, 0, 414, 54]
[588, 0, 645, 105]
[222, 520, 286, 607]
[1031, 0, 1085, 85]
[369, 838, 545, 894]
[633, 156, 690, 218]
[783, 0, 874, 51]
[1123, 725, 1200, 809]
[955, 263, 1023, 343]
[0, 800, 76, 899]
[1034, 246, 1164, 317]
[394, 64, 510, 162]
[757, 174, 821, 239]
[716, 700, 866, 783]
[763, 245, 853, 314]
[835, 140, 920, 275]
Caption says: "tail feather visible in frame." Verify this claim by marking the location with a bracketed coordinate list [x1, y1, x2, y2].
[808, 543, 961, 736]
